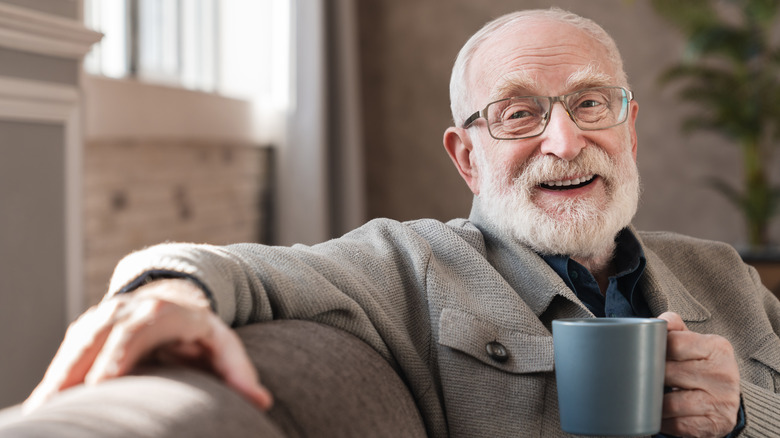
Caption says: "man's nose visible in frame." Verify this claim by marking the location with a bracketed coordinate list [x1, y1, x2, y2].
[538, 102, 585, 161]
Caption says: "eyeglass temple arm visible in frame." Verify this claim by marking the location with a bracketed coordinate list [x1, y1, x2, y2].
[462, 111, 481, 129]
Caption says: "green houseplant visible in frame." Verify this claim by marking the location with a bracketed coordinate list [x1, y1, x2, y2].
[652, 0, 780, 249]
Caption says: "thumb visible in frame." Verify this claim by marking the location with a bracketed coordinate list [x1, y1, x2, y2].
[657, 311, 687, 332]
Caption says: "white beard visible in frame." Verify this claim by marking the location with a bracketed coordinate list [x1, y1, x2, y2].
[476, 142, 640, 267]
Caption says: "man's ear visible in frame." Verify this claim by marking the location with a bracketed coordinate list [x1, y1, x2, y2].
[627, 100, 639, 160]
[443, 127, 480, 195]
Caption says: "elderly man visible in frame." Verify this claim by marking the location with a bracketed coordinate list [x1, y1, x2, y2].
[19, 8, 780, 437]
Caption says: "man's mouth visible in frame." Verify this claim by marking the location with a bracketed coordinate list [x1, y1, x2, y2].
[539, 174, 597, 190]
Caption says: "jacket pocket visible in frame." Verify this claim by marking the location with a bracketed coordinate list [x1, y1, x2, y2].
[438, 307, 554, 374]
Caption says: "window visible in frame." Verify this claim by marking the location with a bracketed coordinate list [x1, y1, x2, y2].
[84, 0, 291, 107]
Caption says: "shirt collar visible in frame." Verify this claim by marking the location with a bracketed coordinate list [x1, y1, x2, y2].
[540, 228, 649, 317]
[540, 228, 645, 280]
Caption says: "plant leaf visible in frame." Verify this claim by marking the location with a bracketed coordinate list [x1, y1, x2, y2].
[651, 0, 719, 34]
[706, 176, 746, 210]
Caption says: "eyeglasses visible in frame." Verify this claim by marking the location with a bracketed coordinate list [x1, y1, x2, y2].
[462, 86, 634, 140]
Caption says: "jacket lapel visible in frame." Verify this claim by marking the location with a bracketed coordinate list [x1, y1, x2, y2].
[634, 230, 711, 322]
[469, 197, 593, 320]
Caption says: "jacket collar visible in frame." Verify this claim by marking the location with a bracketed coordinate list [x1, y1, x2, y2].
[468, 197, 710, 323]
[468, 196, 591, 319]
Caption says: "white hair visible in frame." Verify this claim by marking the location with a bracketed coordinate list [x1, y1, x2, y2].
[449, 8, 629, 126]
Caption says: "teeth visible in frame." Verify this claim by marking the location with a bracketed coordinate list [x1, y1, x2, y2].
[543, 175, 594, 187]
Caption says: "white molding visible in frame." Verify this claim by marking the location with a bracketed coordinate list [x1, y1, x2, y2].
[65, 102, 84, 321]
[0, 2, 102, 59]
[0, 76, 78, 123]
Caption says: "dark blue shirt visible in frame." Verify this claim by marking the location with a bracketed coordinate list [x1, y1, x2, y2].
[540, 227, 745, 438]
[541, 228, 651, 318]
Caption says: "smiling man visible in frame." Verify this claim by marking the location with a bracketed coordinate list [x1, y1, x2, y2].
[445, 15, 641, 280]
[15, 8, 780, 438]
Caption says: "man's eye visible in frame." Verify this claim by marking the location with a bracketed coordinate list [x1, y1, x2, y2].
[579, 99, 603, 108]
[507, 110, 532, 120]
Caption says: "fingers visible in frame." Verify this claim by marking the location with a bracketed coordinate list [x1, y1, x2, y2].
[667, 329, 722, 362]
[662, 415, 733, 438]
[208, 320, 274, 410]
[24, 279, 273, 414]
[663, 387, 738, 419]
[662, 389, 741, 438]
[151, 327, 274, 410]
[83, 297, 273, 410]
[659, 312, 741, 438]
[23, 300, 123, 413]
[656, 311, 686, 332]
[85, 298, 209, 384]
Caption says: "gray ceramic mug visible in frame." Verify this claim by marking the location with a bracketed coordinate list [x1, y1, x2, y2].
[552, 318, 667, 436]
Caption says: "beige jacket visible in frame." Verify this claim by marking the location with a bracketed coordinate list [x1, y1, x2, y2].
[108, 200, 780, 437]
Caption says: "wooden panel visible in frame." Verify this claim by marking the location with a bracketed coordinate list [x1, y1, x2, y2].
[83, 139, 272, 305]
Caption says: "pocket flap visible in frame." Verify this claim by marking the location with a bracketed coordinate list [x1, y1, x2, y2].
[438, 308, 554, 374]
[750, 334, 780, 374]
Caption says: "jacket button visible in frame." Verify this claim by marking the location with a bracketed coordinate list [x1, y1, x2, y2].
[486, 341, 509, 363]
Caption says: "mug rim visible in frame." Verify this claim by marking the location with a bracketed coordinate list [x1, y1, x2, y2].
[552, 317, 666, 326]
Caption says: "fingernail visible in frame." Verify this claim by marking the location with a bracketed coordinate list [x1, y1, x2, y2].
[256, 386, 274, 410]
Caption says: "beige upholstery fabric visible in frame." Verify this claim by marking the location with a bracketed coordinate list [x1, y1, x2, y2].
[0, 320, 427, 438]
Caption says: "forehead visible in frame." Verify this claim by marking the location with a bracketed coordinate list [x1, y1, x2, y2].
[470, 19, 618, 101]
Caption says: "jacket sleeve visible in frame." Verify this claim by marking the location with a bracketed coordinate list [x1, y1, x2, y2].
[640, 231, 780, 437]
[741, 380, 780, 436]
[740, 265, 780, 437]
[104, 218, 438, 365]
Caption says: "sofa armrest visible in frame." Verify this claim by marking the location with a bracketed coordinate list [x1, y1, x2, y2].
[240, 319, 427, 437]
[0, 320, 427, 438]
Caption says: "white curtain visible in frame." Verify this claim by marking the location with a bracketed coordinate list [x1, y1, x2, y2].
[275, 0, 365, 245]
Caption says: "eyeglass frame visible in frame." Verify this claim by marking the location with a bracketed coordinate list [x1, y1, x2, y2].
[461, 86, 635, 141]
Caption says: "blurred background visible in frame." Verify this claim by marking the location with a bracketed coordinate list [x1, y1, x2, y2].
[1, 0, 778, 408]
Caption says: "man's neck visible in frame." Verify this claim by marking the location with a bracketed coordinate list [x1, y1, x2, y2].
[573, 251, 615, 295]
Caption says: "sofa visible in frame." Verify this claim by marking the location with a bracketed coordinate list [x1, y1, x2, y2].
[0, 320, 429, 437]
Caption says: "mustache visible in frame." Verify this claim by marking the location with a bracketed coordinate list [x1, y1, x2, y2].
[512, 147, 615, 188]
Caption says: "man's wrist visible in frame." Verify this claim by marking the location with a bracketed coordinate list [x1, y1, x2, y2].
[724, 397, 746, 438]
[114, 270, 217, 312]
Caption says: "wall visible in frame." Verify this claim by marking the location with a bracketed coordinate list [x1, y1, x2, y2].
[83, 138, 271, 305]
[82, 75, 274, 306]
[0, 0, 77, 18]
[356, 0, 780, 248]
[0, 0, 100, 408]
[0, 120, 66, 407]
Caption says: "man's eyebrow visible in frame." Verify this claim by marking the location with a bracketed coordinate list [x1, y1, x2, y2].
[490, 71, 539, 100]
[564, 64, 615, 90]
[489, 65, 616, 101]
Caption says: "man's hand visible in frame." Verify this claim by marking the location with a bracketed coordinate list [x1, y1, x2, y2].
[23, 279, 273, 413]
[657, 312, 741, 438]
